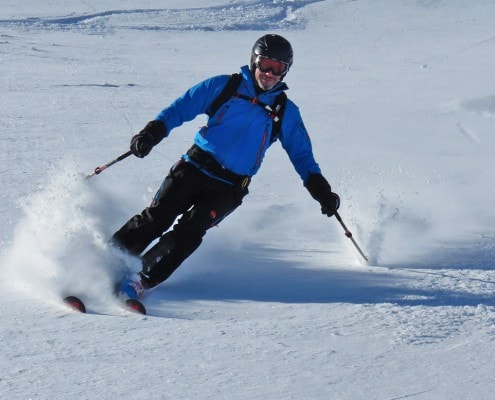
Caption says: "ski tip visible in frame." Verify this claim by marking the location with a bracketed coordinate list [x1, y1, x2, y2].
[124, 299, 147, 315]
[63, 296, 87, 313]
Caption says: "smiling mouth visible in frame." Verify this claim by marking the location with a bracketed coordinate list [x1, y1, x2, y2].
[259, 75, 276, 86]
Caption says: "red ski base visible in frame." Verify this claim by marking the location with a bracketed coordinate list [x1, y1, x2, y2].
[63, 296, 86, 313]
[63, 295, 146, 315]
[125, 299, 147, 315]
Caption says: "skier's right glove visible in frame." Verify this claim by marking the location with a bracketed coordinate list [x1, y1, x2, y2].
[304, 173, 340, 218]
[130, 120, 167, 158]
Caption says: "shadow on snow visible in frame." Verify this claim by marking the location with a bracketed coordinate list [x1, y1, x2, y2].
[149, 243, 495, 308]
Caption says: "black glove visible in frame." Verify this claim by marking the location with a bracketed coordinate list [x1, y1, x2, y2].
[130, 120, 167, 158]
[320, 192, 340, 217]
[304, 173, 340, 217]
[130, 132, 153, 158]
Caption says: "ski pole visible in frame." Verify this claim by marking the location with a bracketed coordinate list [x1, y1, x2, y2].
[334, 211, 369, 263]
[86, 150, 132, 179]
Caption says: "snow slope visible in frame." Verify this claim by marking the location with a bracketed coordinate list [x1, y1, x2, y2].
[1, 1, 495, 399]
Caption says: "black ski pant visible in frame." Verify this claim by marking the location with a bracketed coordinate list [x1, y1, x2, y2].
[112, 158, 248, 288]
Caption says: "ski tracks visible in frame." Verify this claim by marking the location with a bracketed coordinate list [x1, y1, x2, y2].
[0, 1, 327, 33]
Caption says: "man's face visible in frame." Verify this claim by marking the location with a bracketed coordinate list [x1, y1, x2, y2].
[254, 67, 282, 91]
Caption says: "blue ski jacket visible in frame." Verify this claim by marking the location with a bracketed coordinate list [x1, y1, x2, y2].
[155, 65, 321, 182]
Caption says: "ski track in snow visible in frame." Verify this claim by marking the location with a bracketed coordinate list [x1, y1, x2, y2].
[0, 0, 326, 33]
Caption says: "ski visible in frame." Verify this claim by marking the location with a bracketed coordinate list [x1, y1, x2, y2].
[62, 295, 147, 315]
[63, 295, 87, 313]
[123, 298, 147, 314]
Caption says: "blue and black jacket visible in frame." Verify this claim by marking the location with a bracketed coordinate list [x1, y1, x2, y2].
[155, 65, 321, 182]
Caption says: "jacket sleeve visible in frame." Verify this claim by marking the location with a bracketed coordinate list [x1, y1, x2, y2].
[154, 75, 231, 137]
[278, 101, 322, 182]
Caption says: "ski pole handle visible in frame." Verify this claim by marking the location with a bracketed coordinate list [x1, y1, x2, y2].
[334, 212, 369, 263]
[86, 150, 132, 179]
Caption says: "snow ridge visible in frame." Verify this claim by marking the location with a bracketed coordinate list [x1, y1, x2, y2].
[0, 1, 325, 33]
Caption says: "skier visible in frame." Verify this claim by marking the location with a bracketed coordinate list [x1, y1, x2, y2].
[112, 34, 341, 299]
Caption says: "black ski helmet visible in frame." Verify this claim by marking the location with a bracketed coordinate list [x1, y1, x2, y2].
[250, 34, 293, 76]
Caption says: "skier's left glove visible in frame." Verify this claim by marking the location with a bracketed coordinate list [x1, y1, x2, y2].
[130, 120, 167, 158]
[304, 173, 340, 218]
[319, 192, 340, 217]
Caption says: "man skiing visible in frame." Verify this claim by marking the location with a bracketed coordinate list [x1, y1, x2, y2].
[112, 34, 340, 299]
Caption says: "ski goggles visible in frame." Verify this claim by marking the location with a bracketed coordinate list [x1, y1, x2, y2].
[254, 56, 290, 76]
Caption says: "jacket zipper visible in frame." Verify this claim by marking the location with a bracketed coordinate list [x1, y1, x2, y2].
[253, 128, 268, 170]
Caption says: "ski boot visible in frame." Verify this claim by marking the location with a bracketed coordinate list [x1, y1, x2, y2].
[118, 274, 146, 300]
[117, 274, 147, 314]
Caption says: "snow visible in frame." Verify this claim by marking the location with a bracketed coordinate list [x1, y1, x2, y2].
[1, 0, 495, 399]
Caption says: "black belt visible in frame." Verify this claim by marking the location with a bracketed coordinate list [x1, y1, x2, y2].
[186, 145, 251, 188]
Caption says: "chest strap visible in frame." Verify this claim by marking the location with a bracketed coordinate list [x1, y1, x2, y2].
[233, 93, 285, 122]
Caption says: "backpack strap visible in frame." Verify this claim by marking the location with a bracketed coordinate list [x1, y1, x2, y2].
[231, 91, 286, 141]
[206, 72, 287, 142]
[269, 92, 287, 142]
[206, 73, 243, 117]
